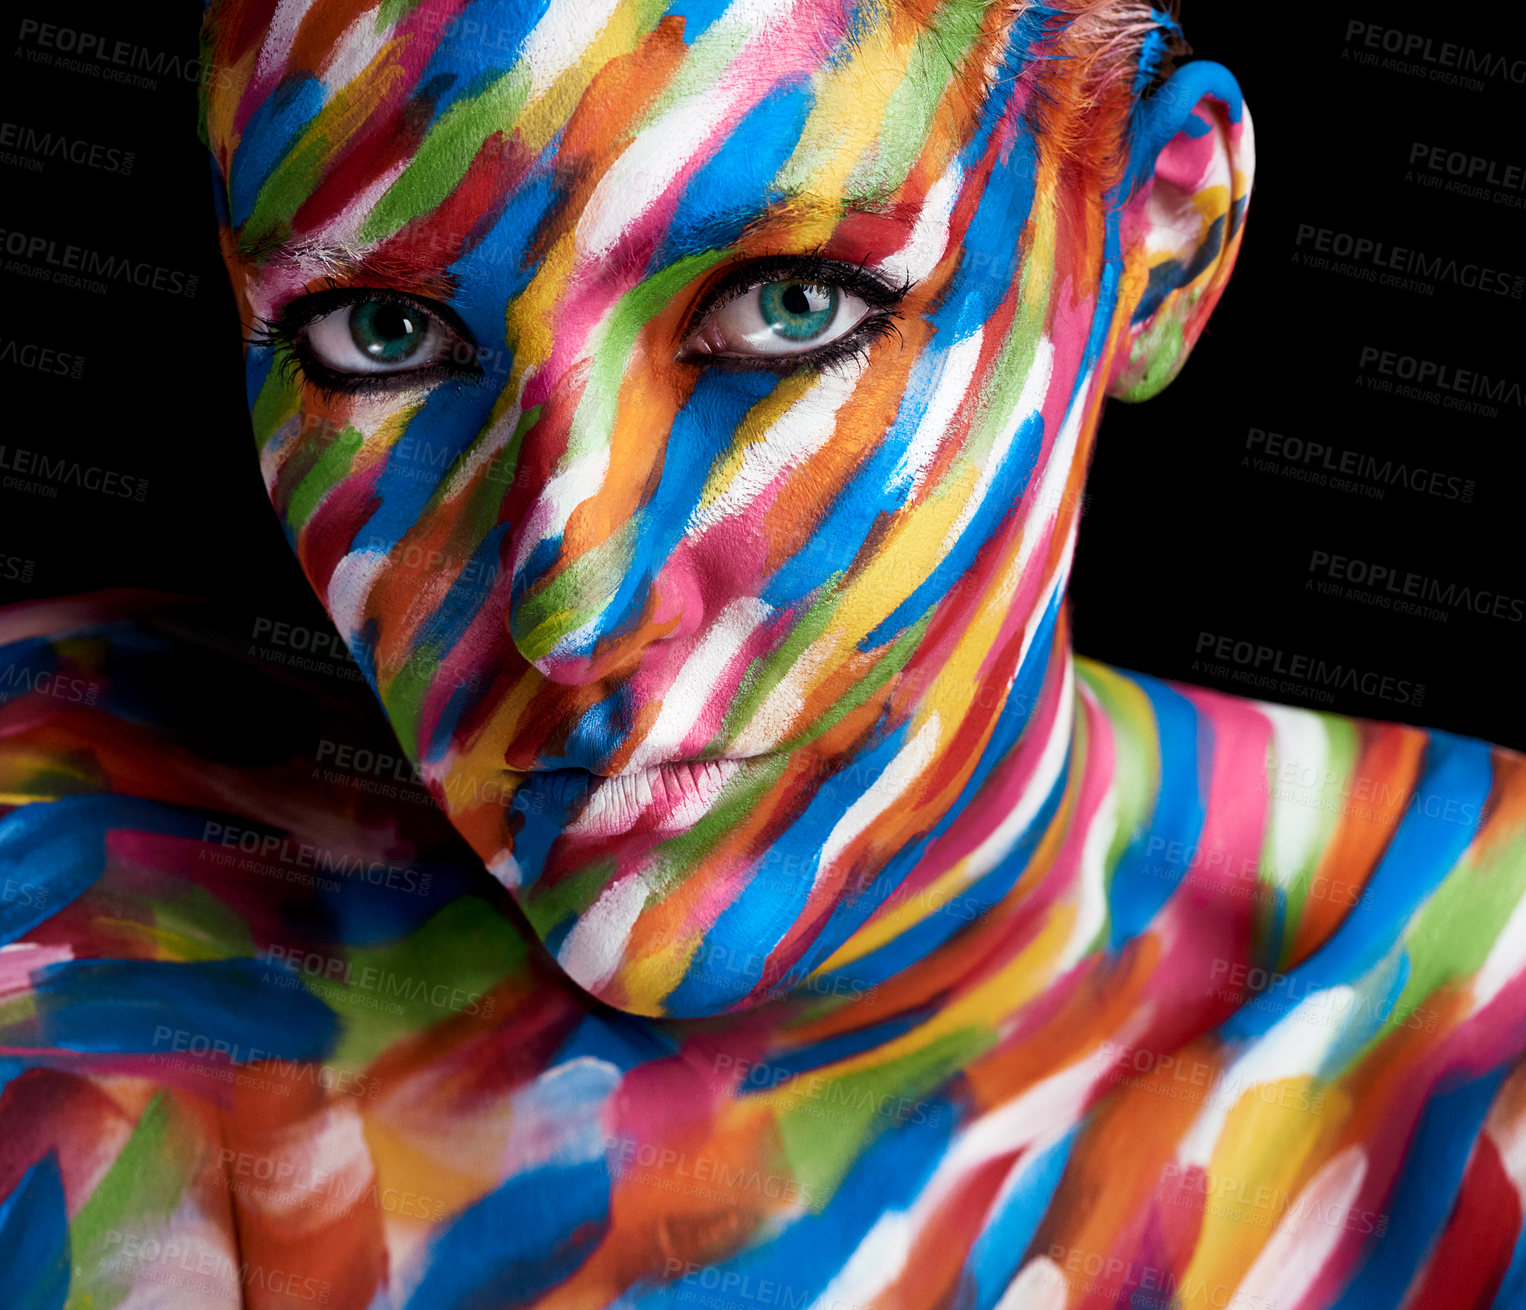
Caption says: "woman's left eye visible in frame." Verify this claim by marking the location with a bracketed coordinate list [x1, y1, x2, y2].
[681, 279, 877, 361]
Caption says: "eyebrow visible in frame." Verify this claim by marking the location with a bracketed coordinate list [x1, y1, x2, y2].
[237, 188, 921, 277]
[659, 189, 922, 259]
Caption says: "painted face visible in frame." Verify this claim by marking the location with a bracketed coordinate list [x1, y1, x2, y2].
[204, 0, 1251, 1017]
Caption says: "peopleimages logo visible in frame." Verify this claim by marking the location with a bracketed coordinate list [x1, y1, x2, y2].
[0, 121, 133, 173]
[1308, 551, 1526, 624]
[0, 444, 148, 501]
[1194, 633, 1425, 708]
[0, 336, 84, 379]
[1293, 224, 1526, 298]
[1358, 346, 1526, 409]
[1344, 21, 1526, 85]
[0, 228, 197, 297]
[1245, 427, 1476, 501]
[14, 19, 234, 90]
[1410, 144, 1526, 194]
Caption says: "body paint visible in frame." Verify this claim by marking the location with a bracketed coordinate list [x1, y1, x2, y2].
[203, 0, 1249, 1018]
[6, 3, 1525, 1308]
[0, 602, 1524, 1310]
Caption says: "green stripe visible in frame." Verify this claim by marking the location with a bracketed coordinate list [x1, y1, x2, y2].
[250, 365, 302, 453]
[66, 1095, 192, 1310]
[287, 423, 365, 527]
[362, 64, 533, 244]
[381, 640, 438, 764]
[776, 1024, 995, 1204]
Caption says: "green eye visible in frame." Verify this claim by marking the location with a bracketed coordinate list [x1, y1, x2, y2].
[293, 293, 476, 381]
[758, 281, 838, 343]
[350, 301, 427, 363]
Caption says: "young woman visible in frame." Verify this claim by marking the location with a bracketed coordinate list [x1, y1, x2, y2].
[2, 2, 1522, 1306]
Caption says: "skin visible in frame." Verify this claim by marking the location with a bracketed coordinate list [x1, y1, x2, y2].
[2, 2, 1526, 1308]
[203, 0, 1250, 1021]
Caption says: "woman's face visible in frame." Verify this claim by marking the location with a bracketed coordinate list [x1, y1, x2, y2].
[205, 0, 1228, 1017]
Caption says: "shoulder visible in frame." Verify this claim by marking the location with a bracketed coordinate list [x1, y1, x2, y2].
[0, 590, 539, 979]
[1075, 650, 1526, 817]
[0, 593, 568, 1304]
[1074, 652, 1526, 1018]
[1051, 660, 1526, 1304]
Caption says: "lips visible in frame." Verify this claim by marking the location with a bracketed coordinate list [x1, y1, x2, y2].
[553, 758, 747, 839]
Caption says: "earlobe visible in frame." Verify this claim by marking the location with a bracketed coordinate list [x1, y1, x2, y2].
[1105, 61, 1255, 403]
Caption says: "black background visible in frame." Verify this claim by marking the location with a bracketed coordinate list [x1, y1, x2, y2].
[2, 4, 1522, 745]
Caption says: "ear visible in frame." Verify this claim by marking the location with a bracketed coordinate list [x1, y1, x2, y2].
[1105, 62, 1255, 403]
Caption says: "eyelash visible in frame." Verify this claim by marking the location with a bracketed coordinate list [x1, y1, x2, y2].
[245, 256, 915, 397]
[684, 254, 915, 376]
[246, 286, 482, 401]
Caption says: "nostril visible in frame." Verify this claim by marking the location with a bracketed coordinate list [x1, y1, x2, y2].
[509, 549, 705, 683]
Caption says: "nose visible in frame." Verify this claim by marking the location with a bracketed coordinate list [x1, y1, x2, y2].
[504, 376, 706, 686]
[503, 336, 785, 685]
[509, 529, 707, 685]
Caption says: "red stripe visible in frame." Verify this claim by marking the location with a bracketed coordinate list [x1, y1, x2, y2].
[1406, 1132, 1520, 1309]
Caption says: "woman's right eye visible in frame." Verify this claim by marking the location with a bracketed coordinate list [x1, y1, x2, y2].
[257, 291, 481, 391]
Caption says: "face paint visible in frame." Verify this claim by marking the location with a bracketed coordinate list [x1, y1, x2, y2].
[15, 8, 1526, 1305]
[203, 0, 1250, 1018]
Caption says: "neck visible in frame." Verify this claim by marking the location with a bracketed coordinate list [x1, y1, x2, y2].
[734, 603, 1094, 1038]
[712, 607, 1367, 1073]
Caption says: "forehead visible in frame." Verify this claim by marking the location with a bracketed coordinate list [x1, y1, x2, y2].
[206, 0, 1041, 282]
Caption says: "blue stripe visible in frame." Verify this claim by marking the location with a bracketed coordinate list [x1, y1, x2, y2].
[965, 1128, 1080, 1310]
[0, 795, 212, 946]
[406, 1157, 609, 1309]
[1329, 1065, 1506, 1310]
[628, 1107, 952, 1310]
[519, 367, 780, 668]
[0, 1156, 69, 1310]
[1105, 677, 1206, 947]
[230, 74, 325, 227]
[2, 958, 338, 1060]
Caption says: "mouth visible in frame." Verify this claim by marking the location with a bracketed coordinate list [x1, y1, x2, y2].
[520, 758, 754, 840]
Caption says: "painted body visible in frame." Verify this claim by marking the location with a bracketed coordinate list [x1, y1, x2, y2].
[3, 0, 1526, 1307]
[4, 601, 1526, 1310]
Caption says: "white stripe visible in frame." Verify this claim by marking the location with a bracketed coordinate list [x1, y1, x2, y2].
[443, 366, 538, 502]
[1062, 738, 1115, 969]
[687, 362, 867, 536]
[937, 337, 1053, 555]
[879, 162, 963, 286]
[1262, 703, 1329, 888]
[255, 0, 319, 87]
[997, 1258, 1069, 1310]
[522, 0, 625, 101]
[954, 659, 1075, 886]
[1487, 1089, 1526, 1190]
[903, 1047, 1115, 1228]
[887, 329, 985, 495]
[728, 636, 834, 760]
[816, 716, 941, 883]
[309, 157, 411, 251]
[625, 597, 772, 769]
[576, 84, 734, 262]
[1233, 1147, 1368, 1309]
[1177, 986, 1351, 1169]
[323, 6, 387, 92]
[805, 1212, 911, 1310]
[1471, 885, 1526, 1015]
[557, 871, 651, 991]
[325, 550, 392, 649]
[575, 0, 801, 261]
[510, 446, 614, 584]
